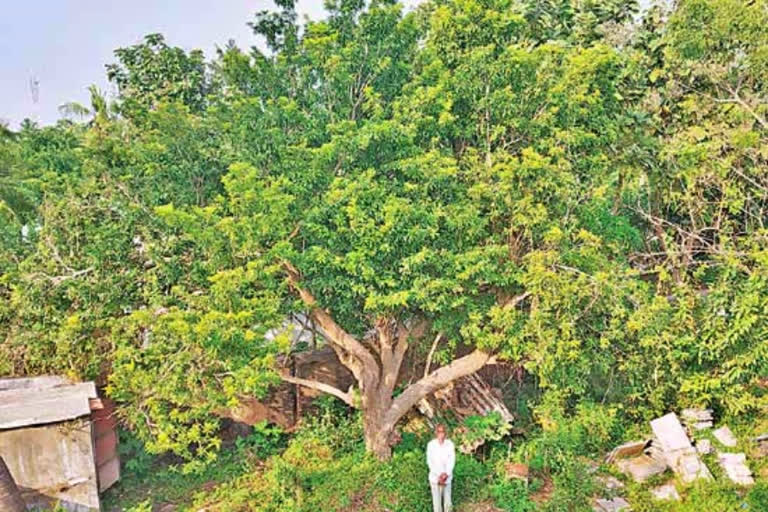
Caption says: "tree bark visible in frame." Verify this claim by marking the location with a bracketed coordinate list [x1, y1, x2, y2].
[363, 405, 394, 460]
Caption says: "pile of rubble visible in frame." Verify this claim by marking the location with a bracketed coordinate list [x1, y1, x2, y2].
[597, 410, 759, 510]
[648, 412, 713, 483]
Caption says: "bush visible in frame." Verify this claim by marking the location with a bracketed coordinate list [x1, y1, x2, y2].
[748, 482, 768, 511]
[491, 480, 537, 512]
[233, 421, 286, 459]
[117, 429, 155, 480]
[522, 395, 623, 473]
[543, 458, 595, 512]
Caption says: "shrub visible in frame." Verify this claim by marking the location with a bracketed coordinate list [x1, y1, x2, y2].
[491, 480, 537, 512]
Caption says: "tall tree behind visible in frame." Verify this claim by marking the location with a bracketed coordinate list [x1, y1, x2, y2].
[627, 0, 768, 413]
[106, 33, 208, 118]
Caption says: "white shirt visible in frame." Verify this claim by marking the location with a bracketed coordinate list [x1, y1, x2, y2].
[426, 438, 456, 484]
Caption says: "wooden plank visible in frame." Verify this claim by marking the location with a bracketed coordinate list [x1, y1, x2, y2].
[0, 383, 97, 430]
[605, 440, 650, 463]
[92, 398, 118, 436]
[89, 398, 105, 411]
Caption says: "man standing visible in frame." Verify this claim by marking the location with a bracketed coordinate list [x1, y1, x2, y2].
[426, 424, 455, 512]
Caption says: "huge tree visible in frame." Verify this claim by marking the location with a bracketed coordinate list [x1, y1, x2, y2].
[4, 0, 764, 469]
[108, 0, 639, 461]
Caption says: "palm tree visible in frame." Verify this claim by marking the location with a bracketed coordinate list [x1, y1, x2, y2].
[58, 85, 114, 125]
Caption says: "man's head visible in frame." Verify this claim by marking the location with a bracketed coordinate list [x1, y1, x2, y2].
[435, 423, 447, 442]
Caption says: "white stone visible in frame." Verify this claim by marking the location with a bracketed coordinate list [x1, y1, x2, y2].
[680, 408, 713, 422]
[597, 475, 625, 490]
[718, 452, 755, 486]
[650, 413, 712, 483]
[651, 413, 692, 452]
[696, 439, 712, 455]
[651, 483, 681, 501]
[594, 497, 631, 512]
[616, 455, 667, 482]
[713, 425, 738, 447]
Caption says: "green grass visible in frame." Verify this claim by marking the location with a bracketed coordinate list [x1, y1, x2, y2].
[103, 407, 768, 512]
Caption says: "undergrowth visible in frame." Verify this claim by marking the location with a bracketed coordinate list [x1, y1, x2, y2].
[104, 398, 767, 512]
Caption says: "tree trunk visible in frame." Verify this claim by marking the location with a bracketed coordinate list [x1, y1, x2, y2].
[0, 456, 25, 512]
[364, 414, 394, 461]
[282, 263, 497, 460]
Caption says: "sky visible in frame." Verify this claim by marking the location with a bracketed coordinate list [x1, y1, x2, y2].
[0, 1, 416, 129]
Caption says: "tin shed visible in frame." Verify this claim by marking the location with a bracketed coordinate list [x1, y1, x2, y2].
[0, 377, 120, 511]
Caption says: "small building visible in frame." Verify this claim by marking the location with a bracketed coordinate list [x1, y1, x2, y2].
[0, 376, 120, 511]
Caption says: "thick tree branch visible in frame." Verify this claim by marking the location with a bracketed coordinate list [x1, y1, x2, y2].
[28, 266, 95, 286]
[384, 349, 493, 426]
[282, 261, 380, 384]
[375, 317, 396, 395]
[280, 374, 357, 408]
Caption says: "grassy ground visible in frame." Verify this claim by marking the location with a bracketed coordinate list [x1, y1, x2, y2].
[102, 404, 768, 512]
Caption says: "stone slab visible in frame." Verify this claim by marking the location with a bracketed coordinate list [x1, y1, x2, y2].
[696, 439, 712, 455]
[718, 452, 754, 486]
[0, 419, 100, 511]
[713, 425, 738, 447]
[616, 454, 667, 482]
[680, 408, 713, 422]
[651, 483, 680, 501]
[0, 376, 70, 392]
[594, 497, 631, 512]
[650, 413, 692, 452]
[668, 447, 712, 483]
[596, 475, 625, 491]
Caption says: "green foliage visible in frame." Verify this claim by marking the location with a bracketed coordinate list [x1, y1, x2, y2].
[455, 411, 512, 452]
[118, 429, 155, 479]
[542, 457, 595, 512]
[1, 0, 766, 494]
[106, 33, 208, 117]
[234, 421, 286, 460]
[103, 424, 280, 510]
[491, 479, 537, 512]
[180, 409, 491, 512]
[520, 396, 622, 473]
[124, 502, 153, 512]
[748, 481, 768, 511]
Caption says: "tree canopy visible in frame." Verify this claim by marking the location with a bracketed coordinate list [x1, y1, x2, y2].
[1, 0, 766, 469]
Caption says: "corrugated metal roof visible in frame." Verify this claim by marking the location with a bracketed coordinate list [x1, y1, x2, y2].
[0, 378, 97, 430]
